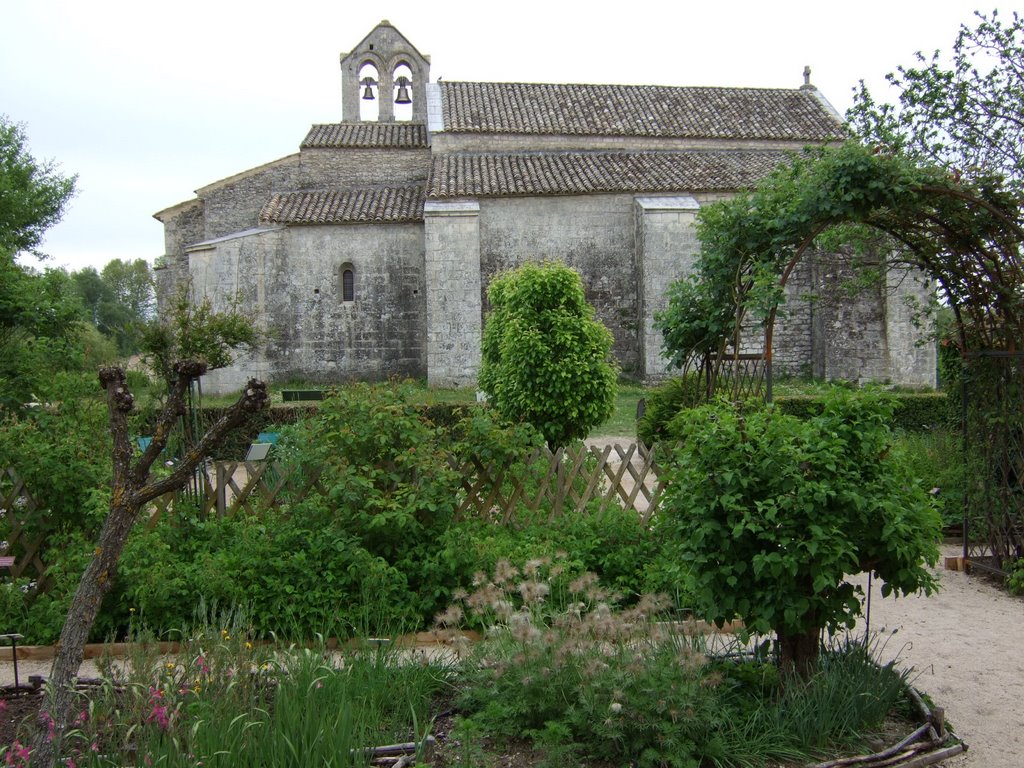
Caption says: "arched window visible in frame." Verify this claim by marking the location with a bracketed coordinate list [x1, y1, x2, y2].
[358, 62, 380, 122]
[393, 62, 413, 122]
[340, 263, 355, 302]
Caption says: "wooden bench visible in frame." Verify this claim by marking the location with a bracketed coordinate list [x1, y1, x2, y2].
[0, 556, 13, 571]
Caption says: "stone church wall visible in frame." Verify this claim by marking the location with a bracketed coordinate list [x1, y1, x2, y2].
[771, 257, 815, 376]
[297, 147, 429, 188]
[199, 155, 301, 242]
[190, 223, 426, 394]
[477, 194, 642, 374]
[155, 200, 204, 314]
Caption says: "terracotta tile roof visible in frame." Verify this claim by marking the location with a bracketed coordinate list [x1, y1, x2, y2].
[428, 150, 791, 198]
[301, 123, 428, 148]
[440, 82, 843, 141]
[259, 184, 426, 224]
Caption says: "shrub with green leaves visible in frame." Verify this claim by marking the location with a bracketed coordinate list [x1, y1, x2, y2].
[480, 261, 618, 448]
[657, 387, 942, 674]
[445, 559, 916, 767]
[636, 374, 705, 445]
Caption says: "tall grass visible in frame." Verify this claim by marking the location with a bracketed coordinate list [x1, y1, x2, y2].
[31, 619, 452, 768]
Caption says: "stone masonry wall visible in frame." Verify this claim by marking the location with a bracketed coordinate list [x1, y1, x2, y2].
[199, 156, 301, 242]
[886, 267, 937, 388]
[771, 256, 815, 376]
[424, 201, 482, 387]
[297, 147, 429, 188]
[634, 196, 701, 379]
[810, 252, 890, 383]
[477, 195, 640, 374]
[154, 200, 204, 315]
[190, 223, 426, 394]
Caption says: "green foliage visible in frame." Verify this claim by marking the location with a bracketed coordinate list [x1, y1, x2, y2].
[447, 560, 914, 767]
[0, 266, 93, 411]
[111, 508, 412, 640]
[141, 283, 258, 383]
[480, 261, 618, 448]
[657, 388, 941, 649]
[6, 626, 450, 766]
[0, 373, 112, 535]
[892, 428, 965, 530]
[848, 10, 1024, 195]
[1006, 558, 1024, 595]
[636, 374, 707, 445]
[655, 137, 1024, 368]
[71, 259, 155, 354]
[776, 391, 954, 431]
[0, 116, 76, 259]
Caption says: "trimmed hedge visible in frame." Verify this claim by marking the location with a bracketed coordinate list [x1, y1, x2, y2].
[195, 401, 482, 460]
[775, 391, 955, 431]
[638, 378, 955, 442]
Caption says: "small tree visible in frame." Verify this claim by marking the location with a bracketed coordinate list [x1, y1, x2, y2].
[479, 261, 618, 449]
[28, 299, 267, 767]
[848, 10, 1024, 195]
[657, 388, 941, 677]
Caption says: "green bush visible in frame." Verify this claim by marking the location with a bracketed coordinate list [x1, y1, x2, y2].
[449, 561, 913, 767]
[636, 374, 705, 445]
[1006, 558, 1024, 595]
[112, 508, 413, 639]
[657, 387, 942, 673]
[775, 391, 953, 431]
[895, 428, 965, 530]
[480, 261, 618, 448]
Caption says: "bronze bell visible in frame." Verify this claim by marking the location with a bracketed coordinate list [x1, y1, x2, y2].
[361, 76, 377, 100]
[394, 76, 412, 104]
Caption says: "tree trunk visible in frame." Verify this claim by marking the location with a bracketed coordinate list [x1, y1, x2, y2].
[29, 500, 139, 764]
[28, 367, 268, 767]
[778, 625, 822, 679]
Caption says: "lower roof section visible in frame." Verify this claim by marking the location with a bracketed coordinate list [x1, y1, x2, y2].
[259, 184, 426, 225]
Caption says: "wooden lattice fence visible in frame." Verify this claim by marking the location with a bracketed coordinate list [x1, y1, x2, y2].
[0, 467, 49, 580]
[3, 442, 664, 581]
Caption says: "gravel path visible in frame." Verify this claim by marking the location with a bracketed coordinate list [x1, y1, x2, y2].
[850, 546, 1024, 767]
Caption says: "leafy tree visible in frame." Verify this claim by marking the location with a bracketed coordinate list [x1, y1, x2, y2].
[479, 261, 618, 448]
[71, 259, 155, 353]
[0, 264, 89, 410]
[848, 10, 1024, 195]
[0, 115, 76, 259]
[141, 282, 258, 385]
[0, 117, 84, 410]
[657, 388, 941, 677]
[29, 308, 268, 767]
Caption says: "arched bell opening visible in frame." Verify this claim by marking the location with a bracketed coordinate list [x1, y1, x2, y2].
[358, 62, 380, 122]
[392, 62, 413, 121]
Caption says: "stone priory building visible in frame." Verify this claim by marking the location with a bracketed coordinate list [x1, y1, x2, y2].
[154, 20, 936, 393]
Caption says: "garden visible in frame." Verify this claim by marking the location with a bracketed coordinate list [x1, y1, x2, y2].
[0, 373, 966, 767]
[4, 11, 1024, 764]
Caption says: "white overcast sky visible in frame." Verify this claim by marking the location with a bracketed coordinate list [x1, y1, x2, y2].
[1, 0, 997, 272]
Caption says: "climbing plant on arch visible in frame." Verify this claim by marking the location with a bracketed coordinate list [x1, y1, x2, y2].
[657, 138, 1024, 568]
[658, 140, 1024, 371]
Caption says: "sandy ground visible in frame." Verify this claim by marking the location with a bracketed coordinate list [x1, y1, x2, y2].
[847, 545, 1024, 768]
